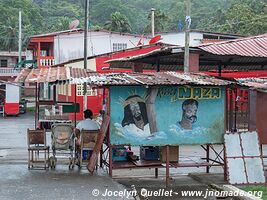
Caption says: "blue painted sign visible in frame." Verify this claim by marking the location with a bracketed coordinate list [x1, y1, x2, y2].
[110, 86, 225, 146]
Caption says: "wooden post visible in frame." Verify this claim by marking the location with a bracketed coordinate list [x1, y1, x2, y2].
[37, 42, 41, 67]
[37, 83, 40, 122]
[109, 144, 113, 177]
[53, 85, 56, 103]
[74, 84, 77, 127]
[206, 144, 210, 173]
[145, 87, 158, 133]
[229, 88, 233, 131]
[248, 90, 257, 131]
[155, 168, 158, 178]
[166, 145, 170, 188]
[35, 83, 38, 129]
[225, 87, 229, 131]
[223, 144, 227, 181]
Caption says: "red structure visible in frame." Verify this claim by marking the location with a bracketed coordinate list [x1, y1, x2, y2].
[56, 43, 166, 120]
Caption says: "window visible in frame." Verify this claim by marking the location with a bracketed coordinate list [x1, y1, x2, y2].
[76, 84, 97, 96]
[112, 43, 127, 52]
[0, 59, 8, 67]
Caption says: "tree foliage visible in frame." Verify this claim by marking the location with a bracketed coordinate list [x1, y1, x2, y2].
[0, 0, 266, 51]
[105, 12, 132, 33]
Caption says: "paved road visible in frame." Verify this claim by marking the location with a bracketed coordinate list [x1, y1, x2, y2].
[0, 113, 130, 200]
[1, 112, 259, 200]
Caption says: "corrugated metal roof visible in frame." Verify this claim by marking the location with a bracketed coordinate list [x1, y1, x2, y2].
[197, 33, 267, 57]
[15, 67, 96, 84]
[70, 72, 232, 86]
[236, 77, 267, 92]
[14, 66, 232, 86]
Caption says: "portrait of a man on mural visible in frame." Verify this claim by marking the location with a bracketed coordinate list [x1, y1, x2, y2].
[121, 95, 151, 137]
[178, 99, 198, 130]
[110, 86, 224, 145]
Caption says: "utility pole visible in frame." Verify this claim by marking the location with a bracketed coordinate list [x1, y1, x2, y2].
[18, 11, 22, 64]
[151, 8, 155, 37]
[184, 0, 191, 73]
[83, 0, 89, 110]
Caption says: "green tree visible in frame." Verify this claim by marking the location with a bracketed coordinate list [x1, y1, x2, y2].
[144, 9, 169, 33]
[106, 12, 132, 33]
[0, 0, 43, 51]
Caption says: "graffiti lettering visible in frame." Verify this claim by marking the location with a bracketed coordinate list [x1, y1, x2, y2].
[171, 87, 221, 101]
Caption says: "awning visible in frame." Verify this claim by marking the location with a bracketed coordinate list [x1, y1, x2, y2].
[106, 33, 267, 71]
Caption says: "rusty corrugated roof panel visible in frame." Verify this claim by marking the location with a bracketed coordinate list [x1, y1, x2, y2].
[237, 78, 267, 92]
[15, 66, 70, 84]
[14, 67, 232, 86]
[71, 71, 232, 86]
[197, 33, 267, 57]
[14, 66, 96, 84]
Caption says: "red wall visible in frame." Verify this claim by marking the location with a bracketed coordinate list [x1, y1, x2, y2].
[58, 86, 103, 121]
[256, 92, 267, 144]
[58, 45, 162, 120]
[95, 45, 161, 73]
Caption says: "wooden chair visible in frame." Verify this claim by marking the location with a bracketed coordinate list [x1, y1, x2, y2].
[79, 129, 99, 168]
[27, 129, 49, 169]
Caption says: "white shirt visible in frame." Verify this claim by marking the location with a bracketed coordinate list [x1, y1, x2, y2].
[123, 123, 151, 137]
[76, 118, 100, 131]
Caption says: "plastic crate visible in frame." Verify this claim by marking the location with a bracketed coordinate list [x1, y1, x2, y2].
[82, 150, 92, 160]
[112, 147, 127, 161]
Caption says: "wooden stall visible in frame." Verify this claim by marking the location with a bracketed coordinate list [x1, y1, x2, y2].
[15, 67, 236, 187]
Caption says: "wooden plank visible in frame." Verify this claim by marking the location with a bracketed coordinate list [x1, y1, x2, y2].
[145, 87, 158, 133]
[87, 114, 110, 173]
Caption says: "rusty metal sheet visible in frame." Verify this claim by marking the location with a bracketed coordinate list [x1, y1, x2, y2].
[14, 67, 233, 87]
[224, 133, 242, 157]
[240, 132, 260, 156]
[224, 131, 265, 184]
[227, 158, 247, 184]
[245, 157, 265, 183]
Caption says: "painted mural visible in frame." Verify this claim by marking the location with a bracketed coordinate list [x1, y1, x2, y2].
[110, 86, 225, 146]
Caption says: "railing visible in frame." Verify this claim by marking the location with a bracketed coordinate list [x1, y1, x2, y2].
[39, 56, 55, 67]
[0, 68, 21, 76]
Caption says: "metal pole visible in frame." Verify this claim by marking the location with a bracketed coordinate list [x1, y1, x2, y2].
[166, 145, 170, 188]
[18, 11, 22, 64]
[83, 0, 89, 110]
[151, 8, 155, 37]
[74, 84, 77, 128]
[184, 0, 191, 73]
[206, 144, 210, 173]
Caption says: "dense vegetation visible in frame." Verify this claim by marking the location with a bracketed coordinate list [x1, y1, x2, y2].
[0, 0, 266, 51]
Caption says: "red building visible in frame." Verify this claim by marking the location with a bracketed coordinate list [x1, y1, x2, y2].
[55, 43, 168, 120]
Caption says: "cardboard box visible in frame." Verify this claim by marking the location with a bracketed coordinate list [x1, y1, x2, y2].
[160, 146, 179, 162]
[140, 146, 159, 161]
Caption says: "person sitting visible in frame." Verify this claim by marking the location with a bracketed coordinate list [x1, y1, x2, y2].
[75, 109, 100, 146]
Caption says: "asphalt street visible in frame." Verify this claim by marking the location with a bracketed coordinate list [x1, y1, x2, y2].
[1, 112, 262, 200]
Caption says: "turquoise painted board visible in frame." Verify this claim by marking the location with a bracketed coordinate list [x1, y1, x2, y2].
[110, 86, 225, 146]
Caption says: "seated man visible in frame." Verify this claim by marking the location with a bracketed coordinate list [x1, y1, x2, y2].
[75, 109, 100, 146]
